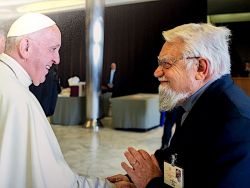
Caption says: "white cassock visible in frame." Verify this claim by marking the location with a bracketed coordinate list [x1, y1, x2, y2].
[0, 53, 114, 188]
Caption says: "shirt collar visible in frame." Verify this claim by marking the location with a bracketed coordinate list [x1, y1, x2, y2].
[181, 79, 215, 112]
[0, 53, 32, 87]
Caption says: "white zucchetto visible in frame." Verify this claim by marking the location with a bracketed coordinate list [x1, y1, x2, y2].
[7, 13, 56, 37]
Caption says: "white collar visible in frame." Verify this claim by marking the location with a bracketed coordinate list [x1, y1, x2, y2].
[0, 53, 32, 87]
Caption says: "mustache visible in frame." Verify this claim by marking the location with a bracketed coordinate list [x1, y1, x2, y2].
[158, 77, 169, 82]
[158, 76, 168, 82]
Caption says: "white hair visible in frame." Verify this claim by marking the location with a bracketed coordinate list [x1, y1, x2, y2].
[5, 36, 21, 53]
[159, 84, 189, 111]
[163, 23, 231, 80]
[0, 27, 6, 53]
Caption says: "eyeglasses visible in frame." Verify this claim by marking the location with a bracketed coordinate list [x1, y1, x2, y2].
[157, 56, 200, 69]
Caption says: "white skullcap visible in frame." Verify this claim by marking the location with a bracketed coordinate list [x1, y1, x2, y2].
[7, 13, 56, 37]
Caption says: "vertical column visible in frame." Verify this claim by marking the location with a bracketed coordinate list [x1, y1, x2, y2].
[84, 0, 104, 131]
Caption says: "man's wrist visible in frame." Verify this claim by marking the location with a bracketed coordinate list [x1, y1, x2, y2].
[125, 174, 133, 182]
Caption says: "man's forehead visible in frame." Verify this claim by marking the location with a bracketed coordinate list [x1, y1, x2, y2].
[159, 41, 184, 59]
[30, 25, 61, 42]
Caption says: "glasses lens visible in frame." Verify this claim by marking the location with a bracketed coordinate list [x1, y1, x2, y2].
[158, 57, 173, 69]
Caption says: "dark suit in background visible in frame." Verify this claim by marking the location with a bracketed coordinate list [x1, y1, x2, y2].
[102, 68, 118, 94]
[101, 63, 118, 117]
[148, 74, 250, 188]
[30, 65, 61, 117]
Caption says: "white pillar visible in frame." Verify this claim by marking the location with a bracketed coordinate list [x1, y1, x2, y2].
[84, 0, 105, 131]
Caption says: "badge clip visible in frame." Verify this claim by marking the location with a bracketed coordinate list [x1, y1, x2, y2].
[170, 153, 177, 166]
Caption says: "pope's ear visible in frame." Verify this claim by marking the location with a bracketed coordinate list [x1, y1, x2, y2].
[19, 38, 30, 59]
[195, 58, 209, 80]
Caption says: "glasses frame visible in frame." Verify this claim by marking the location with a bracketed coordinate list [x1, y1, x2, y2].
[157, 56, 200, 69]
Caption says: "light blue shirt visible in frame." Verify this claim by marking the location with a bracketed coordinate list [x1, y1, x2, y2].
[109, 69, 116, 84]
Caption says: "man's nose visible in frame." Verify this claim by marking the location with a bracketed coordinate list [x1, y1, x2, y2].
[53, 54, 60, 65]
[154, 66, 164, 77]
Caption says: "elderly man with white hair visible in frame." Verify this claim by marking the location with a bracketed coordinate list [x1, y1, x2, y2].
[0, 13, 113, 188]
[108, 23, 250, 188]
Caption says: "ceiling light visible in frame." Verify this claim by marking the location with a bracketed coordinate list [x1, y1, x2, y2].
[17, 0, 85, 13]
[0, 0, 42, 7]
[208, 12, 250, 23]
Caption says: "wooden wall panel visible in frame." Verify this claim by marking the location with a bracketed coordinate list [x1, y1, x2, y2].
[233, 77, 250, 96]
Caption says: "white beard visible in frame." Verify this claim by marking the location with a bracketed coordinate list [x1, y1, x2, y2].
[159, 84, 189, 111]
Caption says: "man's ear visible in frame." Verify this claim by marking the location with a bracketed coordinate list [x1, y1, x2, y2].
[195, 58, 209, 80]
[19, 38, 30, 59]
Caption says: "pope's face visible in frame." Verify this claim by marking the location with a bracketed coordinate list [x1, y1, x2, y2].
[28, 25, 61, 86]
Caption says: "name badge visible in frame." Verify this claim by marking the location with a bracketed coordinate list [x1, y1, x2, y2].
[164, 161, 184, 188]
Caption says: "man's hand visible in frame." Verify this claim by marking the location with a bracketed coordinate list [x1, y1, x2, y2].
[121, 147, 162, 188]
[107, 174, 130, 183]
[107, 174, 136, 188]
